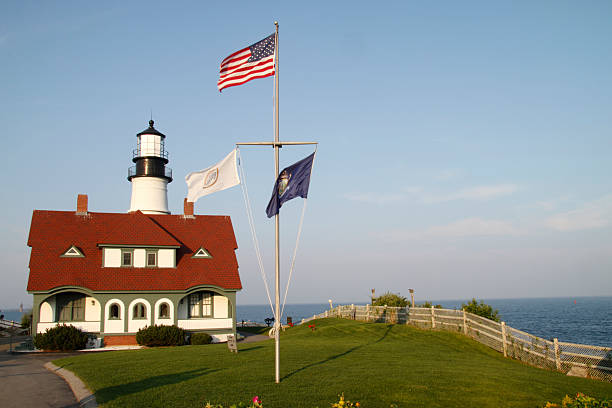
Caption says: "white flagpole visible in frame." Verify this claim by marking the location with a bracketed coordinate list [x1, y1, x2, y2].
[273, 21, 281, 384]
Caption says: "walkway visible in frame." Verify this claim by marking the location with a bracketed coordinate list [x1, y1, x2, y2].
[0, 350, 79, 408]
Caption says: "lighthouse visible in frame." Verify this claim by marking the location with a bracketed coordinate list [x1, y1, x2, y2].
[127, 120, 173, 214]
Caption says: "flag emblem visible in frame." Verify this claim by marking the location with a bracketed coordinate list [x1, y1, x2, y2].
[203, 168, 219, 189]
[278, 171, 291, 197]
[218, 34, 276, 92]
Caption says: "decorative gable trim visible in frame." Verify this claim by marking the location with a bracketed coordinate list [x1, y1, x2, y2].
[60, 245, 84, 258]
[192, 247, 212, 258]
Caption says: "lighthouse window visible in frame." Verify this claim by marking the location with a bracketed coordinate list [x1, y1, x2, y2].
[146, 250, 157, 267]
[121, 250, 133, 267]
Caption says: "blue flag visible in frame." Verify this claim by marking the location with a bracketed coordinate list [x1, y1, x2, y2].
[266, 153, 315, 218]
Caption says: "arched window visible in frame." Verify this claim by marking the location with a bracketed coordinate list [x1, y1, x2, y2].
[133, 303, 146, 319]
[110, 304, 120, 319]
[159, 303, 170, 319]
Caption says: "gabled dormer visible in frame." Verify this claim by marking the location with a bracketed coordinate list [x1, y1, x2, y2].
[60, 245, 84, 258]
[192, 247, 212, 258]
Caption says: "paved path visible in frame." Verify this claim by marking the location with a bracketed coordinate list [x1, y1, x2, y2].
[0, 332, 268, 408]
[237, 331, 271, 344]
[0, 351, 79, 408]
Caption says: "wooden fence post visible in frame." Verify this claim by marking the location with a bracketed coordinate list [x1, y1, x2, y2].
[366, 304, 370, 322]
[462, 309, 468, 335]
[501, 322, 508, 357]
[554, 338, 561, 371]
[431, 306, 435, 329]
[351, 304, 355, 320]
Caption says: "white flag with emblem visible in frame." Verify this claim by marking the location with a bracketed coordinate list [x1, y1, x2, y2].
[185, 149, 240, 203]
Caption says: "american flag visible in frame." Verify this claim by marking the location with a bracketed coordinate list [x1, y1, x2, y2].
[218, 33, 276, 92]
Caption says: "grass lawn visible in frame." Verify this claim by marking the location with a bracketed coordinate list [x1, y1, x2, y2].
[54, 318, 612, 408]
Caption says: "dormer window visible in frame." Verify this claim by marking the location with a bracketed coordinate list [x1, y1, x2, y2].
[121, 250, 133, 267]
[146, 250, 157, 267]
[100, 246, 175, 268]
[192, 247, 212, 258]
[61, 245, 84, 258]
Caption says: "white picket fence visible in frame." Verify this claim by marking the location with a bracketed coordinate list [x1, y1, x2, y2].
[301, 305, 612, 382]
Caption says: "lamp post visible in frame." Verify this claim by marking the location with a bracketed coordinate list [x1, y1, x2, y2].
[409, 289, 415, 308]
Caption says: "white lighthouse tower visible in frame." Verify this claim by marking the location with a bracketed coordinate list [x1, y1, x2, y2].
[128, 120, 172, 214]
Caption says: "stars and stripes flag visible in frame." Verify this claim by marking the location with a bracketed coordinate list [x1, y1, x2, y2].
[217, 33, 276, 92]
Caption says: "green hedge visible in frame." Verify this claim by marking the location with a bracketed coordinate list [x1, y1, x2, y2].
[136, 325, 186, 347]
[33, 324, 89, 351]
[191, 332, 213, 345]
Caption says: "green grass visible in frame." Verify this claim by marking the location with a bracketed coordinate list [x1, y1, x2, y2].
[54, 319, 612, 408]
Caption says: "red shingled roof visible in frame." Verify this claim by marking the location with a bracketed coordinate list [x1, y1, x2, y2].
[27, 210, 241, 292]
[99, 211, 181, 247]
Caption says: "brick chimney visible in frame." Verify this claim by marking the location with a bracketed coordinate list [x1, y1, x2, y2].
[77, 194, 88, 215]
[183, 198, 194, 218]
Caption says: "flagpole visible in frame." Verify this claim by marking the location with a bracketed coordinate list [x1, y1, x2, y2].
[273, 20, 281, 384]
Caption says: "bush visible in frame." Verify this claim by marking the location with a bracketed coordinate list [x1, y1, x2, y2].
[372, 292, 408, 307]
[136, 325, 186, 347]
[461, 298, 500, 322]
[191, 332, 213, 345]
[21, 313, 32, 330]
[418, 301, 442, 309]
[33, 324, 89, 351]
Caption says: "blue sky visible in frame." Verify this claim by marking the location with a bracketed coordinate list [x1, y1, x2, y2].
[1, 1, 611, 309]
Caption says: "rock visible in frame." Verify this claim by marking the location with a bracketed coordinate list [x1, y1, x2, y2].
[566, 366, 588, 378]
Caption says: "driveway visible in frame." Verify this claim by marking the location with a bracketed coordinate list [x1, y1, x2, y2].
[0, 350, 79, 408]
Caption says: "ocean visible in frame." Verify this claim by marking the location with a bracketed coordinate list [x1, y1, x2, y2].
[237, 297, 612, 348]
[4, 297, 610, 347]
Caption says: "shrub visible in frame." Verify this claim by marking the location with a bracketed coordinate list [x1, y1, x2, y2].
[21, 313, 32, 330]
[372, 292, 408, 307]
[33, 324, 89, 351]
[461, 298, 500, 322]
[136, 325, 186, 347]
[191, 332, 213, 345]
[418, 301, 442, 309]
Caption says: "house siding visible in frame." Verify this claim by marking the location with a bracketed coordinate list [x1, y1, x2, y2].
[158, 249, 174, 267]
[104, 248, 121, 267]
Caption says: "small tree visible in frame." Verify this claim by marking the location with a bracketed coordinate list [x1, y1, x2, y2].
[372, 292, 408, 307]
[462, 298, 500, 322]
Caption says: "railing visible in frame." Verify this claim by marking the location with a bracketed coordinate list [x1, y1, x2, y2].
[0, 319, 21, 329]
[302, 305, 612, 382]
[127, 166, 172, 180]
